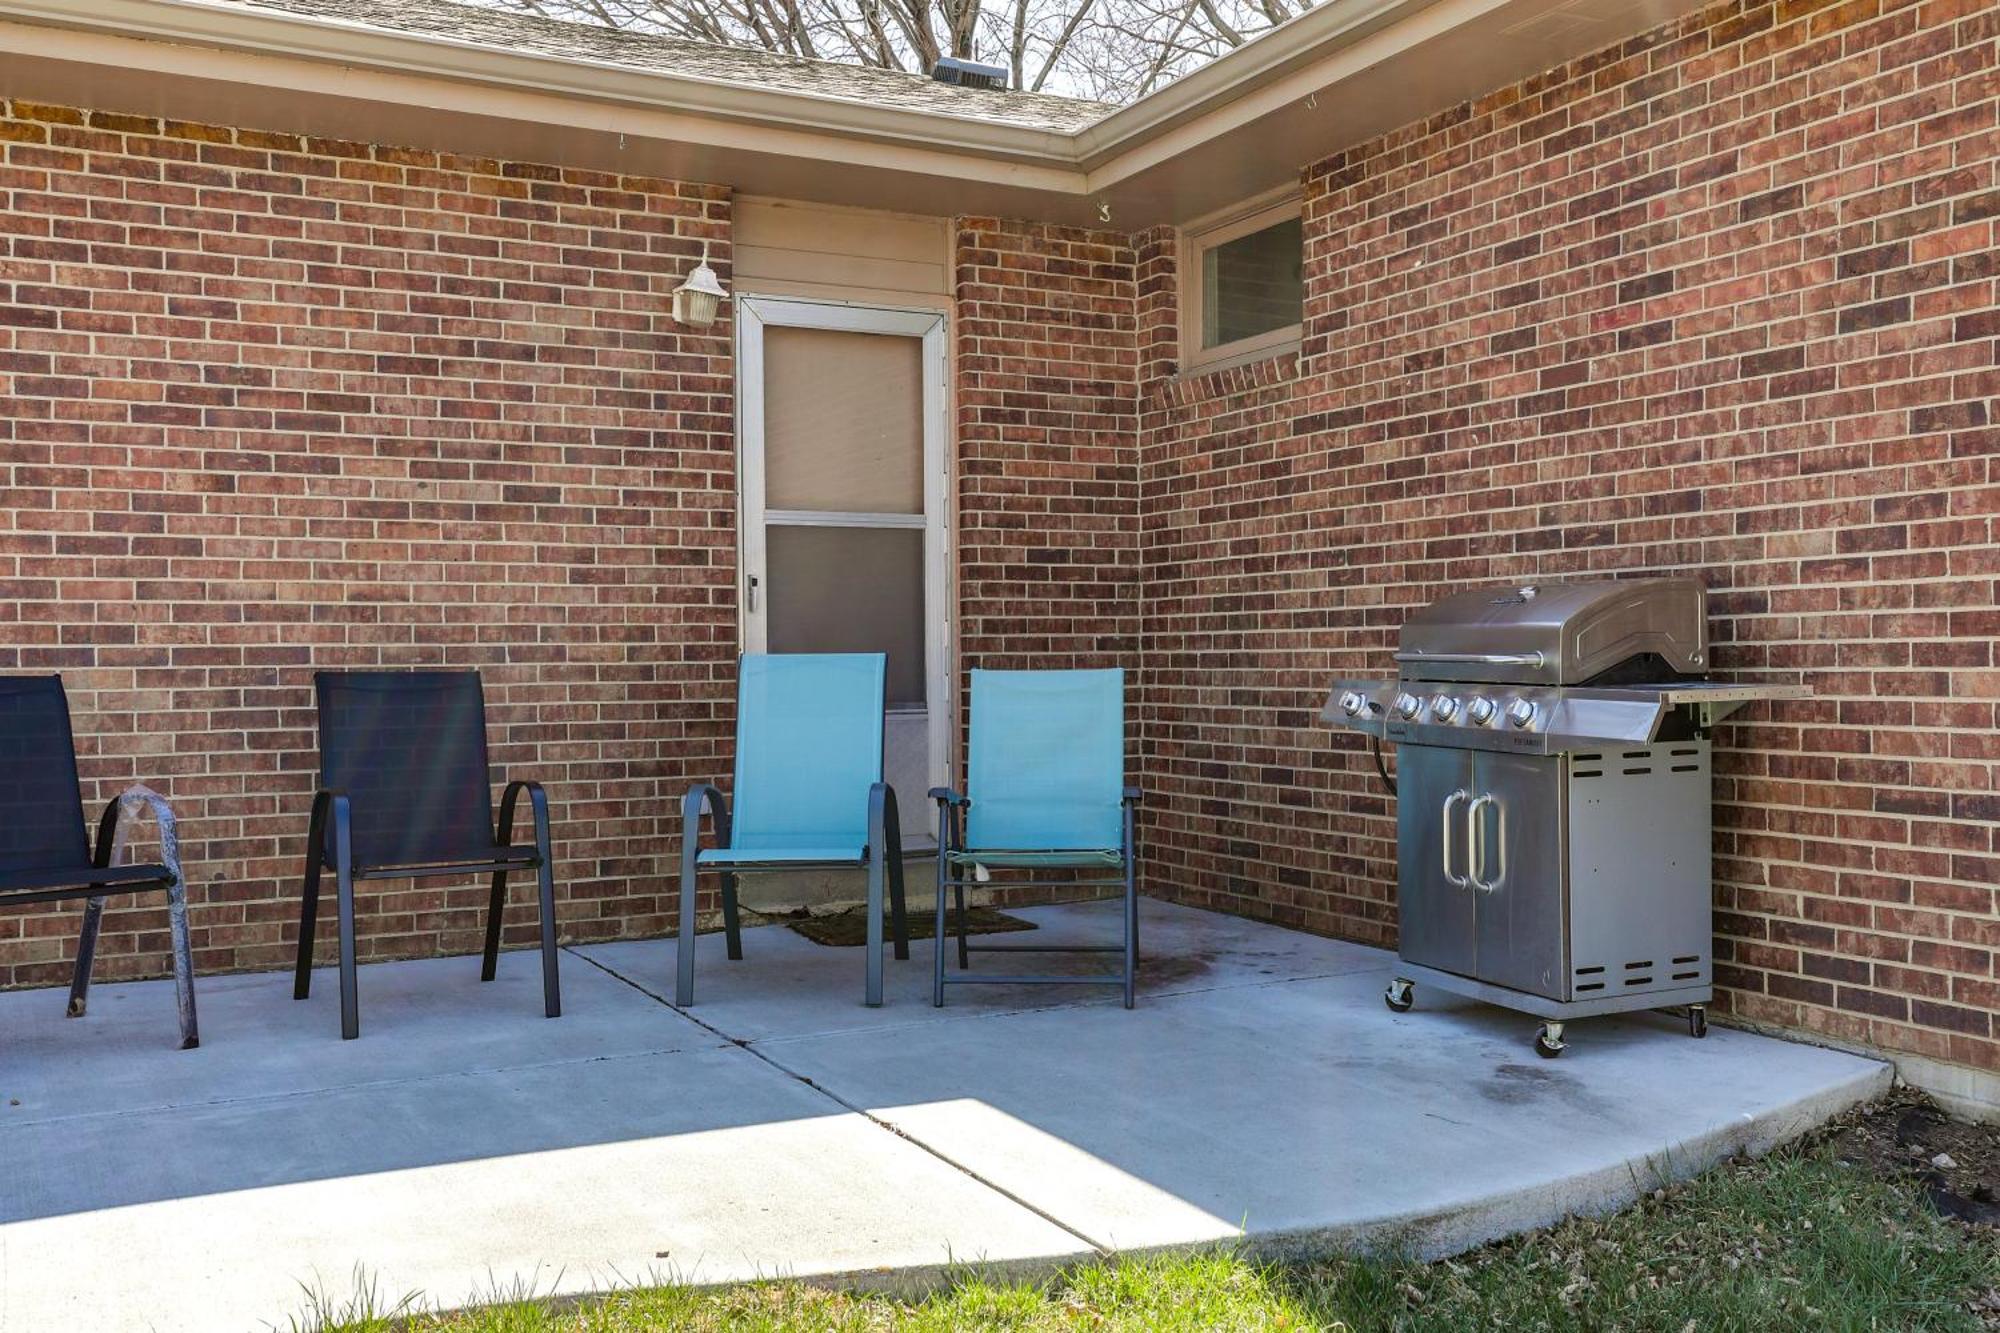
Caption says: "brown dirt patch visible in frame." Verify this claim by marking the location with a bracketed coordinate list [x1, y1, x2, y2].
[1816, 1086, 2000, 1229]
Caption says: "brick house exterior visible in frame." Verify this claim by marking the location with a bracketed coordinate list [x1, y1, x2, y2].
[2, 0, 1996, 1095]
[1131, 0, 1999, 1081]
[0, 110, 737, 979]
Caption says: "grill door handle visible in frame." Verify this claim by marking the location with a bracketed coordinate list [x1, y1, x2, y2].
[1441, 788, 1470, 889]
[1468, 792, 1505, 892]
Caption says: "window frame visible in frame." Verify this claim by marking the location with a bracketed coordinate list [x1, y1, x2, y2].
[1177, 189, 1304, 374]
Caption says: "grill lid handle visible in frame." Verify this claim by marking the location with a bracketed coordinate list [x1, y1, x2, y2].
[1393, 650, 1547, 667]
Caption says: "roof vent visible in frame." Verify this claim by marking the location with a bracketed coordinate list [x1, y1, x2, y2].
[931, 57, 1009, 91]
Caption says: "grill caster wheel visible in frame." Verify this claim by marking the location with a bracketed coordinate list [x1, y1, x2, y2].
[1534, 1022, 1566, 1059]
[1384, 979, 1414, 1013]
[1688, 1005, 1707, 1039]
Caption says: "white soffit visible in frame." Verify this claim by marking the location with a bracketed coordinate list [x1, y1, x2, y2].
[0, 0, 1710, 227]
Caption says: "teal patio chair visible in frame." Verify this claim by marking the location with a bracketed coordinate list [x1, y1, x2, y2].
[930, 668, 1140, 1008]
[678, 653, 909, 1007]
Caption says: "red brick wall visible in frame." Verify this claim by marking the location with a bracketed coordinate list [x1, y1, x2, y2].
[1139, 0, 1999, 1074]
[0, 99, 736, 987]
[954, 218, 1141, 673]
[948, 219, 1141, 905]
[6, 0, 1997, 1088]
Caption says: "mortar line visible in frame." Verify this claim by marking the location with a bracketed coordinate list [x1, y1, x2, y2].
[563, 945, 1114, 1257]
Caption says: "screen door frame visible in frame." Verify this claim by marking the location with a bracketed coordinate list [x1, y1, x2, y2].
[736, 294, 950, 806]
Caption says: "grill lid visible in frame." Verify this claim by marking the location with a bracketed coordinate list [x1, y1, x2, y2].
[1394, 578, 1707, 685]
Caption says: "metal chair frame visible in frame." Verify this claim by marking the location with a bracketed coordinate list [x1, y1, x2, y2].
[292, 673, 561, 1040]
[928, 785, 1142, 1009]
[677, 782, 909, 1007]
[0, 677, 198, 1049]
[4, 784, 200, 1050]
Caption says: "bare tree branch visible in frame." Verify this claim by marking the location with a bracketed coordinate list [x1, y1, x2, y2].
[461, 0, 1316, 101]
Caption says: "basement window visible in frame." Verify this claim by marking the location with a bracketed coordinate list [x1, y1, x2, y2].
[1181, 193, 1303, 372]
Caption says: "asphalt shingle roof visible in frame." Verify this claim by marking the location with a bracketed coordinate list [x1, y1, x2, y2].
[208, 0, 1116, 132]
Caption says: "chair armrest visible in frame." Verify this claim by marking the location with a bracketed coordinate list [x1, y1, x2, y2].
[1122, 785, 1143, 805]
[310, 788, 355, 870]
[681, 783, 731, 850]
[498, 780, 550, 845]
[868, 781, 901, 853]
[929, 787, 966, 853]
[93, 785, 184, 884]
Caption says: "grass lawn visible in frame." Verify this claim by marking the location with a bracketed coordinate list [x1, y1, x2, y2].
[299, 1104, 1999, 1333]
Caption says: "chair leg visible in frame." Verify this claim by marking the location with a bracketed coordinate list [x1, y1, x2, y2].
[168, 873, 200, 1048]
[864, 846, 885, 1008]
[885, 805, 909, 963]
[954, 882, 970, 970]
[932, 796, 950, 1007]
[933, 872, 948, 1008]
[677, 846, 699, 1009]
[1123, 805, 1138, 1009]
[65, 896, 108, 1019]
[720, 871, 742, 962]
[480, 865, 509, 983]
[330, 797, 360, 1040]
[534, 858, 560, 1019]
[294, 794, 328, 1001]
[530, 790, 561, 1019]
[334, 869, 360, 1039]
[1122, 862, 1138, 1012]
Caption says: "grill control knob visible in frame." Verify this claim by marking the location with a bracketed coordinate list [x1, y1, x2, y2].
[1338, 690, 1366, 717]
[1394, 692, 1420, 719]
[1432, 695, 1459, 723]
[1506, 698, 1537, 729]
[1466, 696, 1496, 726]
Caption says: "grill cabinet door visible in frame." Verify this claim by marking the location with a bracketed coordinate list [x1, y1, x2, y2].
[1468, 750, 1566, 999]
[1395, 743, 1477, 978]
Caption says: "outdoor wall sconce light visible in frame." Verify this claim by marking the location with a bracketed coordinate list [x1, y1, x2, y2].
[671, 244, 728, 327]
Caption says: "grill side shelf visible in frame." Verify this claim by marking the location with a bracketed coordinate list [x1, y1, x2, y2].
[1562, 682, 1813, 731]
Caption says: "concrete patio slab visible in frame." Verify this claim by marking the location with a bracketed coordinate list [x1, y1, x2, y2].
[1, 946, 713, 1123]
[578, 896, 1387, 1043]
[1, 900, 1890, 1333]
[746, 958, 1891, 1256]
[1, 964, 1086, 1332]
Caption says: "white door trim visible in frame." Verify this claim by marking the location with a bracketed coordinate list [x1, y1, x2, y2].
[737, 294, 951, 803]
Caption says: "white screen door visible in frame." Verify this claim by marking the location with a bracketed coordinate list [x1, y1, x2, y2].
[738, 297, 949, 842]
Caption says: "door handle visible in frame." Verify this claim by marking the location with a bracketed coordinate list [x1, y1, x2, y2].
[1468, 792, 1505, 892]
[746, 574, 760, 612]
[1441, 788, 1469, 889]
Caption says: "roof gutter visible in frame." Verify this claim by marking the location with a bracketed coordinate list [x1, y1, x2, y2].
[1073, 0, 1448, 167]
[0, 0, 1085, 164]
[0, 0, 1451, 173]
[0, 0, 1663, 226]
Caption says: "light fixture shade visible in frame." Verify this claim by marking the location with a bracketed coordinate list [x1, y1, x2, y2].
[672, 256, 728, 327]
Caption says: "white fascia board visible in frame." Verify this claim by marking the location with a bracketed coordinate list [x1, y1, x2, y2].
[0, 0, 1084, 162]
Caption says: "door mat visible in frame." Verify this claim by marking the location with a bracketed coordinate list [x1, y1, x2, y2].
[783, 905, 1038, 948]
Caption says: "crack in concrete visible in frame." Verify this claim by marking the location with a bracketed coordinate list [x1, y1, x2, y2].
[564, 945, 1115, 1258]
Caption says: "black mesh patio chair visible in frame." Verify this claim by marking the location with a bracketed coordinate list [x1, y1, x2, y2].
[0, 675, 198, 1048]
[293, 670, 560, 1039]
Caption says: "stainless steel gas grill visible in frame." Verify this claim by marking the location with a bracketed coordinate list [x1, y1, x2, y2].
[1321, 578, 1809, 1057]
